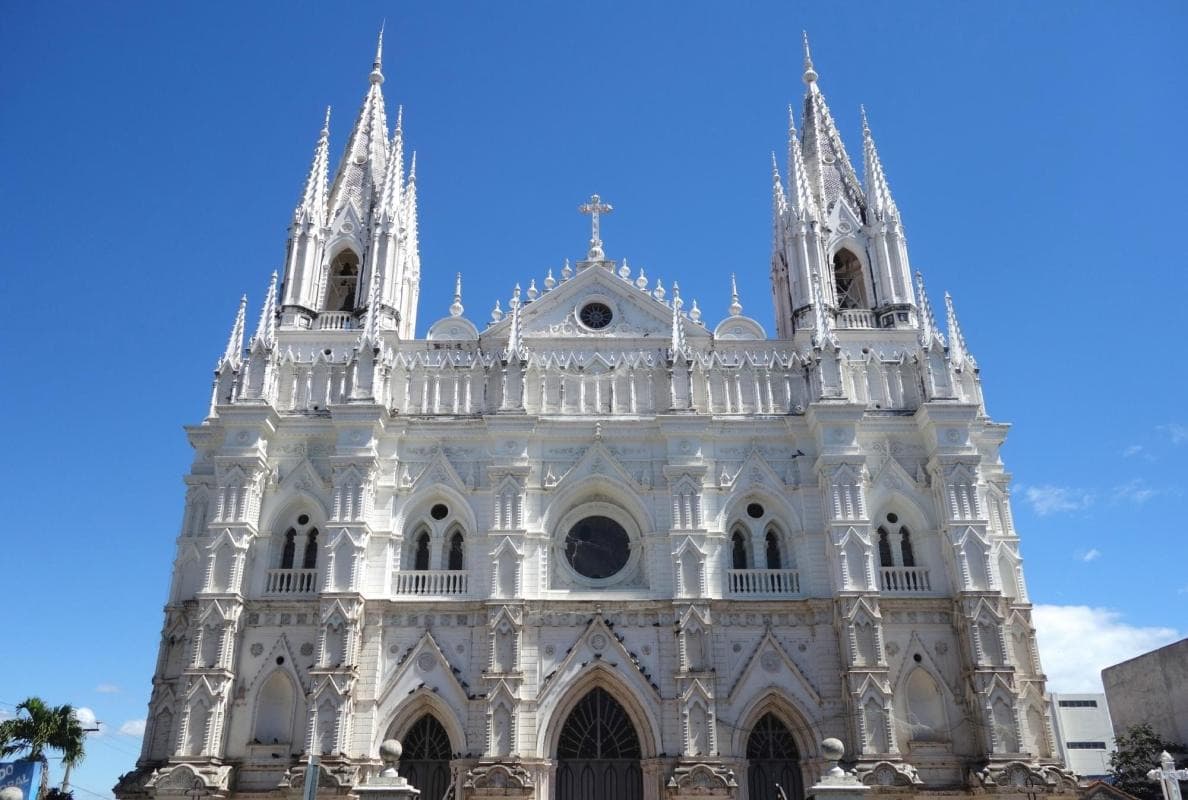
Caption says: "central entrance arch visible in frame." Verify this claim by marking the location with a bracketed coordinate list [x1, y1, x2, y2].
[555, 687, 643, 800]
[746, 713, 803, 800]
[401, 715, 452, 800]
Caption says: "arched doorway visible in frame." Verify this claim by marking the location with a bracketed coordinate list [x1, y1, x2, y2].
[401, 715, 452, 800]
[555, 687, 642, 800]
[746, 713, 803, 800]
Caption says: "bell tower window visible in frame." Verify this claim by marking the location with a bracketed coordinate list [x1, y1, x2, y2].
[325, 251, 360, 312]
[832, 249, 870, 309]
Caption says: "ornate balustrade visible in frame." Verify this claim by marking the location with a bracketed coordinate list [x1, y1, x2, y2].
[836, 309, 877, 329]
[879, 566, 932, 593]
[265, 568, 318, 595]
[392, 569, 470, 597]
[317, 311, 357, 330]
[728, 568, 801, 596]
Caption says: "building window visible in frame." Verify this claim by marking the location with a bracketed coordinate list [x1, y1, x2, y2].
[302, 529, 319, 569]
[1067, 741, 1108, 749]
[277, 514, 318, 570]
[325, 250, 360, 312]
[280, 529, 297, 569]
[564, 516, 630, 579]
[413, 531, 431, 571]
[832, 248, 870, 309]
[765, 529, 782, 570]
[1057, 699, 1098, 708]
[731, 530, 749, 570]
[447, 530, 465, 571]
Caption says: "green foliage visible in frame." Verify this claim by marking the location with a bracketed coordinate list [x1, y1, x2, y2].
[1108, 724, 1185, 800]
[0, 697, 88, 787]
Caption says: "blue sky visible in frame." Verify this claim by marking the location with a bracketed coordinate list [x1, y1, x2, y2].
[1, 1, 1185, 797]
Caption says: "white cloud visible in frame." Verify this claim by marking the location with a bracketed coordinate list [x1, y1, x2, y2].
[118, 719, 146, 737]
[1033, 605, 1181, 693]
[1020, 484, 1094, 516]
[96, 684, 120, 694]
[74, 706, 107, 735]
[1122, 444, 1144, 458]
[1077, 548, 1101, 562]
[1111, 479, 1159, 506]
[1160, 423, 1188, 445]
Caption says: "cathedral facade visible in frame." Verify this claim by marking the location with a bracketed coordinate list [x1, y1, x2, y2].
[116, 32, 1077, 800]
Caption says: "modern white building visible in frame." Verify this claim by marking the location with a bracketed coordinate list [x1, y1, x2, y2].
[115, 32, 1077, 800]
[1047, 695, 1114, 780]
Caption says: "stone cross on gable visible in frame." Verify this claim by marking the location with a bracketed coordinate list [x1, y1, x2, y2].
[1149, 751, 1188, 800]
[579, 193, 613, 260]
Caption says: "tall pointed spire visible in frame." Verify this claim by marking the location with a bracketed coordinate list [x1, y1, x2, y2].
[786, 107, 819, 221]
[861, 106, 900, 223]
[729, 273, 743, 317]
[363, 248, 383, 340]
[798, 35, 865, 217]
[327, 29, 391, 222]
[220, 295, 248, 368]
[811, 272, 835, 348]
[295, 109, 331, 226]
[671, 282, 687, 355]
[944, 292, 973, 369]
[372, 22, 385, 82]
[379, 106, 404, 222]
[450, 273, 464, 317]
[251, 272, 278, 348]
[771, 150, 788, 250]
[802, 31, 818, 85]
[506, 284, 524, 362]
[915, 271, 943, 350]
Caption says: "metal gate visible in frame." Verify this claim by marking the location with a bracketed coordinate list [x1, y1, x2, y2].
[555, 688, 643, 800]
[401, 715, 453, 800]
[746, 713, 803, 800]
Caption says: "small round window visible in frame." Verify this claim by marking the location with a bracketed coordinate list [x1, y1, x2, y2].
[431, 504, 449, 520]
[747, 502, 765, 519]
[564, 516, 630, 579]
[579, 302, 613, 330]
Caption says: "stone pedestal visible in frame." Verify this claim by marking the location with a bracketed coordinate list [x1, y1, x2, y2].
[356, 740, 422, 800]
[807, 739, 868, 800]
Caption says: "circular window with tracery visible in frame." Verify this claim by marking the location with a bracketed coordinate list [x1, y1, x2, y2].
[579, 302, 614, 330]
[564, 515, 630, 579]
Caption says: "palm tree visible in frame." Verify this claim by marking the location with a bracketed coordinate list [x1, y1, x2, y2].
[0, 697, 87, 799]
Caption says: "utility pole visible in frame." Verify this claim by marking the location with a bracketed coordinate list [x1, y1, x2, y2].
[61, 721, 102, 794]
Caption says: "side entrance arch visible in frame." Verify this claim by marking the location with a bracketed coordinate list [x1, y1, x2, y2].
[746, 713, 803, 800]
[401, 715, 452, 800]
[555, 687, 643, 800]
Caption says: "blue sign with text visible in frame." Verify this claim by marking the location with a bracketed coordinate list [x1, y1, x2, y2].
[0, 761, 42, 800]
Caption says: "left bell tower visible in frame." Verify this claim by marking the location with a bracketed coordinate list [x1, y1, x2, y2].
[279, 28, 421, 338]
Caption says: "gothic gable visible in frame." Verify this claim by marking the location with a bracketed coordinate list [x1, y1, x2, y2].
[728, 630, 821, 708]
[377, 630, 471, 713]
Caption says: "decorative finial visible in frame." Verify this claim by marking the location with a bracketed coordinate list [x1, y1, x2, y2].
[689, 299, 702, 323]
[408, 151, 417, 182]
[802, 31, 818, 85]
[322, 105, 332, 135]
[527, 279, 539, 301]
[653, 279, 666, 302]
[771, 150, 781, 182]
[511, 283, 522, 310]
[562, 259, 573, 280]
[378, 738, 402, 778]
[635, 266, 648, 291]
[491, 299, 504, 323]
[729, 273, 743, 316]
[395, 104, 404, 134]
[544, 268, 556, 290]
[371, 23, 385, 84]
[618, 257, 631, 280]
[450, 273, 464, 317]
[594, 421, 603, 441]
[860, 104, 871, 135]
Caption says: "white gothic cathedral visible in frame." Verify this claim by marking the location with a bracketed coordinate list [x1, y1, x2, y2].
[115, 32, 1080, 800]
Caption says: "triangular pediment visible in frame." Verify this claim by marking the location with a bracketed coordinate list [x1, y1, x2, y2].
[723, 448, 788, 492]
[891, 631, 959, 698]
[409, 448, 468, 494]
[279, 458, 329, 496]
[483, 266, 710, 342]
[378, 630, 470, 708]
[551, 440, 640, 492]
[540, 617, 659, 701]
[244, 634, 308, 694]
[870, 453, 920, 494]
[728, 630, 821, 707]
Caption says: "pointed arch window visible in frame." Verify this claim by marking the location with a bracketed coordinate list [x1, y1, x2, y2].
[325, 250, 360, 312]
[832, 249, 870, 309]
[731, 530, 749, 570]
[765, 529, 782, 570]
[414, 531, 431, 571]
[447, 530, 465, 571]
[302, 528, 319, 569]
[280, 529, 297, 570]
[900, 528, 915, 567]
[876, 527, 893, 567]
